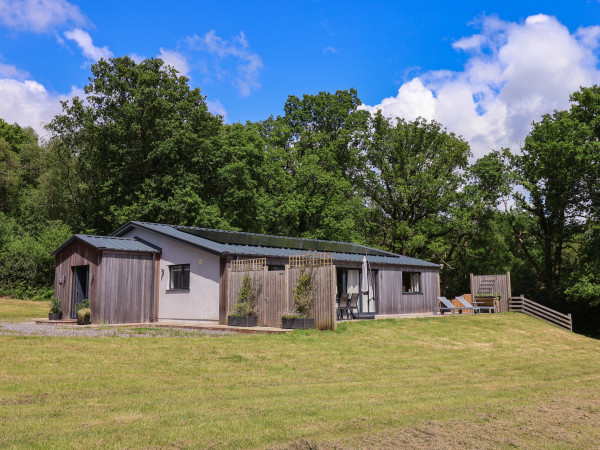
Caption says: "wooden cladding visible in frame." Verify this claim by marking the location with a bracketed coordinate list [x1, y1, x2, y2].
[226, 265, 337, 330]
[288, 252, 333, 269]
[377, 267, 439, 314]
[470, 273, 512, 313]
[230, 258, 266, 272]
[54, 241, 159, 324]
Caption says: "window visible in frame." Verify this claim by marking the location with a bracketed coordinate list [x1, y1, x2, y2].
[402, 272, 421, 293]
[169, 264, 190, 290]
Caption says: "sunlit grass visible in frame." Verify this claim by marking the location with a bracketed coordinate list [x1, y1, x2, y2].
[0, 300, 599, 448]
[0, 297, 48, 322]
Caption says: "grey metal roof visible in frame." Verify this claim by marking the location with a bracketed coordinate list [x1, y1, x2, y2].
[51, 234, 161, 256]
[112, 221, 439, 268]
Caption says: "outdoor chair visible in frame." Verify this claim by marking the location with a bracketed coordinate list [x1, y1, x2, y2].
[347, 293, 359, 319]
[433, 296, 468, 315]
[337, 293, 349, 320]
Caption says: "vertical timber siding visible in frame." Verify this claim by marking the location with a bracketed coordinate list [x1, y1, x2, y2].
[377, 266, 440, 314]
[97, 252, 157, 324]
[470, 273, 512, 312]
[54, 242, 99, 320]
[226, 265, 337, 330]
[54, 241, 158, 324]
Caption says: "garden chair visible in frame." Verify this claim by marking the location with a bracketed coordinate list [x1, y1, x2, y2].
[347, 293, 359, 319]
[337, 293, 349, 320]
[433, 296, 467, 315]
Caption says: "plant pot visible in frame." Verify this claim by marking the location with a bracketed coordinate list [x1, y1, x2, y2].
[228, 315, 258, 327]
[48, 312, 62, 321]
[281, 317, 315, 329]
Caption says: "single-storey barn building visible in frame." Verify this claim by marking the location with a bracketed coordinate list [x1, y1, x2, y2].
[52, 221, 441, 326]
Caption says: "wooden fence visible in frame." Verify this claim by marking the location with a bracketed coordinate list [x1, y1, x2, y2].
[508, 295, 572, 331]
[470, 273, 512, 312]
[227, 265, 337, 330]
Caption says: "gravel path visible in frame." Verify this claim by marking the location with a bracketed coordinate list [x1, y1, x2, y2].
[0, 322, 231, 338]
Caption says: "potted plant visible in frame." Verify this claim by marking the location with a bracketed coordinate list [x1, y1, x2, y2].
[48, 297, 62, 320]
[282, 269, 315, 329]
[474, 292, 500, 309]
[76, 299, 91, 325]
[228, 275, 259, 327]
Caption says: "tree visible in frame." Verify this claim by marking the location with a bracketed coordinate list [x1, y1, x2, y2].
[360, 112, 471, 257]
[510, 86, 600, 306]
[254, 89, 370, 241]
[47, 56, 225, 234]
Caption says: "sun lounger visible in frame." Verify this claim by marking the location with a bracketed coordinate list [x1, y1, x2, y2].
[433, 296, 468, 315]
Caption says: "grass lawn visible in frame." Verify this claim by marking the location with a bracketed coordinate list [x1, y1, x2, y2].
[0, 297, 49, 322]
[1, 299, 599, 448]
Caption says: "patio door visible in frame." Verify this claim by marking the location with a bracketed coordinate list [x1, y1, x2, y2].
[71, 265, 89, 319]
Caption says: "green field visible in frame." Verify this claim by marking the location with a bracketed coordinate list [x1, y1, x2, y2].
[1, 299, 599, 448]
[0, 297, 50, 322]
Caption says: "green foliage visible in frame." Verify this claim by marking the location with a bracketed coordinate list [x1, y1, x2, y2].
[361, 112, 471, 257]
[77, 307, 91, 324]
[230, 275, 258, 317]
[0, 214, 71, 299]
[76, 299, 90, 312]
[49, 296, 62, 314]
[47, 56, 225, 234]
[292, 268, 315, 317]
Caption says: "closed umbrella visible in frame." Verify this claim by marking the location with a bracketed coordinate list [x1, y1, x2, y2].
[361, 255, 369, 295]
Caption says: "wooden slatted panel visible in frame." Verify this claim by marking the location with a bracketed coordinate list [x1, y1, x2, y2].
[509, 296, 572, 331]
[470, 272, 512, 313]
[53, 242, 99, 320]
[230, 258, 266, 272]
[261, 268, 287, 327]
[377, 267, 402, 314]
[226, 265, 336, 330]
[98, 252, 155, 324]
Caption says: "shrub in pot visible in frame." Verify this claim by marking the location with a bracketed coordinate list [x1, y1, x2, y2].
[48, 296, 63, 320]
[282, 268, 315, 329]
[228, 275, 259, 327]
[76, 299, 91, 325]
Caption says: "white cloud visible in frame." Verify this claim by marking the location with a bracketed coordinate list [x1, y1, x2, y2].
[323, 46, 338, 55]
[64, 28, 112, 63]
[158, 48, 190, 77]
[362, 14, 600, 159]
[0, 60, 29, 79]
[206, 99, 227, 119]
[0, 78, 81, 138]
[186, 30, 263, 97]
[0, 0, 86, 33]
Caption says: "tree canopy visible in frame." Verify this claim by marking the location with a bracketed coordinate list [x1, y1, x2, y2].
[1, 58, 600, 335]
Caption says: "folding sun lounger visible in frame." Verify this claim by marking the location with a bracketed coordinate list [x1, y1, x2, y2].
[433, 296, 470, 315]
[456, 296, 497, 314]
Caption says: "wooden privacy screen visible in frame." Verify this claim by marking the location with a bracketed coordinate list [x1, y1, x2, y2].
[470, 272, 512, 312]
[227, 265, 337, 330]
[230, 258, 266, 272]
[288, 252, 333, 268]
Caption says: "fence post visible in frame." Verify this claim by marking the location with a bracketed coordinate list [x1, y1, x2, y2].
[568, 314, 572, 332]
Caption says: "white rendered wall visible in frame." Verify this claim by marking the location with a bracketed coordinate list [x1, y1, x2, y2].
[121, 228, 221, 323]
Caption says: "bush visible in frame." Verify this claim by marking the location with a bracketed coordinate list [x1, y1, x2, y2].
[77, 307, 91, 325]
[292, 268, 315, 318]
[76, 299, 90, 312]
[49, 296, 62, 313]
[0, 216, 71, 300]
[230, 275, 258, 317]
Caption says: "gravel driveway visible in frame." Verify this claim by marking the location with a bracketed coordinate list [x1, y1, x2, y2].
[0, 322, 231, 338]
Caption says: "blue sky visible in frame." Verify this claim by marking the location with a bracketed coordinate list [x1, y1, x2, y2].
[1, 0, 600, 157]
